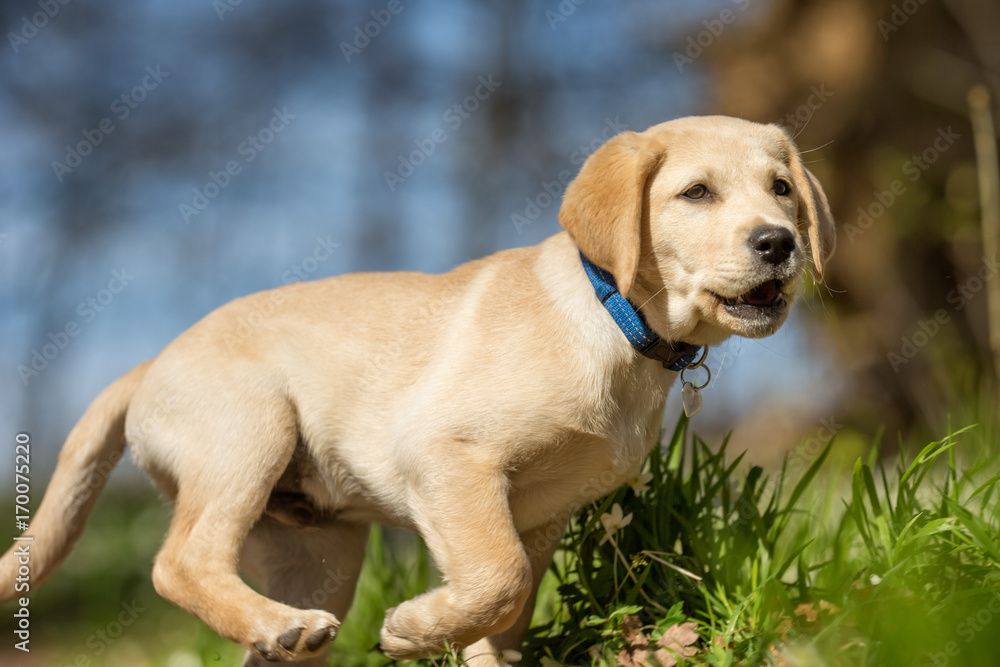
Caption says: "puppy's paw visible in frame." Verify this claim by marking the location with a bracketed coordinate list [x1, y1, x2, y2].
[462, 638, 515, 667]
[378, 604, 446, 660]
[248, 610, 339, 662]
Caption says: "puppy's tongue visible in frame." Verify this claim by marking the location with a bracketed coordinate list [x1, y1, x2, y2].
[741, 280, 779, 306]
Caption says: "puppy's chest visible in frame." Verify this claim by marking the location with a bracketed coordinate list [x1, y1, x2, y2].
[504, 439, 641, 534]
[506, 396, 667, 533]
[509, 373, 672, 531]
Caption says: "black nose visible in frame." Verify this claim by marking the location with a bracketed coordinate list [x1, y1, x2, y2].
[749, 226, 795, 265]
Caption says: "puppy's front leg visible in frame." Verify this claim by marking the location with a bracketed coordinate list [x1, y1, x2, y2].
[462, 518, 568, 667]
[379, 470, 533, 659]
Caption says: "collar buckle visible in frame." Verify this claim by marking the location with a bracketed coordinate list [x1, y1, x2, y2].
[639, 339, 703, 372]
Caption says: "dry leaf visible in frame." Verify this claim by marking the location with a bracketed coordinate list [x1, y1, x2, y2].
[818, 599, 841, 615]
[616, 616, 650, 667]
[616, 646, 642, 667]
[620, 615, 648, 645]
[652, 621, 699, 666]
[657, 621, 699, 652]
[794, 602, 818, 623]
[616, 618, 699, 667]
[619, 645, 677, 667]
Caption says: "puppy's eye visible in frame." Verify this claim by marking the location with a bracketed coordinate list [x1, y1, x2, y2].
[682, 184, 710, 200]
[773, 179, 792, 196]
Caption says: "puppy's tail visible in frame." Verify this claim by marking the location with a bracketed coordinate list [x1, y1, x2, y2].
[0, 360, 152, 603]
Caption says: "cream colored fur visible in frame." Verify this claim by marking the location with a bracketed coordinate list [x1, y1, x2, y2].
[0, 116, 834, 666]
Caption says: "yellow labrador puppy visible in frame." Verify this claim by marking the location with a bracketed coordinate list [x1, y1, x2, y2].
[0, 116, 834, 665]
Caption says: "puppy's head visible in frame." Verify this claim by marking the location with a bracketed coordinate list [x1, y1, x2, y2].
[560, 115, 835, 346]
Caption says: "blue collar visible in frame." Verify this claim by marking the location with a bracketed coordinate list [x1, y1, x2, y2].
[580, 252, 702, 371]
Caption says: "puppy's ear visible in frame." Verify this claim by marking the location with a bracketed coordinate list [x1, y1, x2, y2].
[559, 131, 665, 298]
[786, 141, 836, 281]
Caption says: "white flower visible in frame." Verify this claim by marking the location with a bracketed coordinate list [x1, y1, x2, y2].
[599, 503, 633, 545]
[628, 472, 654, 496]
[870, 573, 882, 586]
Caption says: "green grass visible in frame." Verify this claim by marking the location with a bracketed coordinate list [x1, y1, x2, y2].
[11, 415, 1000, 666]
[523, 417, 1000, 666]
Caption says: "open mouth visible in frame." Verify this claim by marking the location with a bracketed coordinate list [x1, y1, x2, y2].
[717, 279, 785, 317]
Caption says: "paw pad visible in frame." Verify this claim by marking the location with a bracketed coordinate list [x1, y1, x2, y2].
[277, 627, 303, 651]
[305, 626, 336, 652]
[252, 641, 280, 662]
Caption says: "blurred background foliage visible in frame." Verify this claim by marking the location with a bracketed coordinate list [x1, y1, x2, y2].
[2, 0, 999, 664]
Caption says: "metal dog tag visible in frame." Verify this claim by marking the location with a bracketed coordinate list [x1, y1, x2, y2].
[681, 381, 703, 418]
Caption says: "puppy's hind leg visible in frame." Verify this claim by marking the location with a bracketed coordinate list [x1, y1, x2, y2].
[148, 404, 340, 663]
[240, 518, 369, 667]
